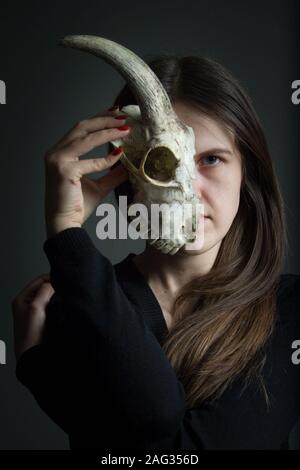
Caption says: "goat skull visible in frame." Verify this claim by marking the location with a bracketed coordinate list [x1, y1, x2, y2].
[60, 35, 202, 254]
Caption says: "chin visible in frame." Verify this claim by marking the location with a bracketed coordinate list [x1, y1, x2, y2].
[179, 232, 219, 256]
[178, 243, 207, 256]
[180, 247, 206, 256]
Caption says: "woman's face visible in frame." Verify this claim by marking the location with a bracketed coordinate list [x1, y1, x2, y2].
[172, 101, 243, 256]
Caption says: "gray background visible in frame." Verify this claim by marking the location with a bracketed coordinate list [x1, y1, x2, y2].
[0, 0, 299, 450]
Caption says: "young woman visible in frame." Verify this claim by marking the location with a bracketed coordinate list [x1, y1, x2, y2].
[12, 55, 300, 450]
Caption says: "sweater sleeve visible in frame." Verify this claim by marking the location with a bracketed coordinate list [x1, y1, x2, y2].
[15, 342, 74, 434]
[40, 227, 186, 443]
[15, 227, 300, 449]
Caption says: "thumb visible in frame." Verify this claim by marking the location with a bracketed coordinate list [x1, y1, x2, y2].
[94, 163, 129, 200]
[33, 282, 55, 309]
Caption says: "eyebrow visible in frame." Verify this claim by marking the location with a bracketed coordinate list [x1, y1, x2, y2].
[198, 147, 233, 156]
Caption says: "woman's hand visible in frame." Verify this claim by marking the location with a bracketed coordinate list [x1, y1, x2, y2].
[44, 106, 130, 237]
[11, 274, 54, 361]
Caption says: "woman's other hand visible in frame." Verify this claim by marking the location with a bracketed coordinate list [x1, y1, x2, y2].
[11, 274, 54, 361]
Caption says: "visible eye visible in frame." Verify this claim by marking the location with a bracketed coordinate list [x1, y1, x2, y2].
[197, 155, 223, 167]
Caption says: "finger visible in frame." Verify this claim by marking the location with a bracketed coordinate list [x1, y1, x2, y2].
[46, 107, 121, 154]
[69, 105, 121, 135]
[82, 163, 129, 209]
[37, 282, 54, 303]
[14, 273, 50, 301]
[54, 114, 128, 151]
[90, 105, 121, 118]
[77, 114, 128, 135]
[94, 163, 129, 199]
[33, 282, 55, 308]
[53, 125, 130, 164]
[71, 148, 126, 178]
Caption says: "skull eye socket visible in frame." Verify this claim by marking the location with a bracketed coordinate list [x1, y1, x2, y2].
[122, 144, 143, 170]
[143, 146, 178, 182]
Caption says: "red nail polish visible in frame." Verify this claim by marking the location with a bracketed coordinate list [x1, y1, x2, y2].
[117, 125, 130, 131]
[112, 146, 123, 156]
[114, 115, 127, 120]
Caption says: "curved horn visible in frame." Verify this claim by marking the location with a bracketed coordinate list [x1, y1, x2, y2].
[60, 35, 177, 129]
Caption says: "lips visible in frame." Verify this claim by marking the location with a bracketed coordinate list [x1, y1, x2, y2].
[199, 212, 211, 220]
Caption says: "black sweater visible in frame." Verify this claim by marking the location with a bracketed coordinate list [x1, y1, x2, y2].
[15, 228, 300, 450]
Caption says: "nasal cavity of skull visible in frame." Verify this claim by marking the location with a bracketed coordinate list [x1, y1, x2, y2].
[144, 147, 177, 182]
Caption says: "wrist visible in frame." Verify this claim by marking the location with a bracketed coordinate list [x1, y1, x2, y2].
[46, 219, 82, 238]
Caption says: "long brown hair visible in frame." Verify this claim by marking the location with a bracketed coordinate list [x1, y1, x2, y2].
[109, 55, 288, 409]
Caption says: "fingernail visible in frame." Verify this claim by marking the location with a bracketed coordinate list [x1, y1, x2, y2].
[117, 125, 130, 131]
[112, 146, 124, 156]
[108, 105, 119, 111]
[114, 115, 127, 120]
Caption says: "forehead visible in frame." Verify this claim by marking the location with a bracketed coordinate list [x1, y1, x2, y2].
[172, 101, 236, 153]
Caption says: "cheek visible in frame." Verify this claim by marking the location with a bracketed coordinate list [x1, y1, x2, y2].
[214, 176, 241, 227]
[199, 178, 241, 225]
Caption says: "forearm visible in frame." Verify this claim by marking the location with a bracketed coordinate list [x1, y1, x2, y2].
[43, 228, 186, 441]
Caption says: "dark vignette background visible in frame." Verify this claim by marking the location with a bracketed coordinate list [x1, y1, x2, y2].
[0, 0, 299, 450]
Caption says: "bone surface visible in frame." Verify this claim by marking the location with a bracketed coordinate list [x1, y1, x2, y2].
[60, 35, 202, 254]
